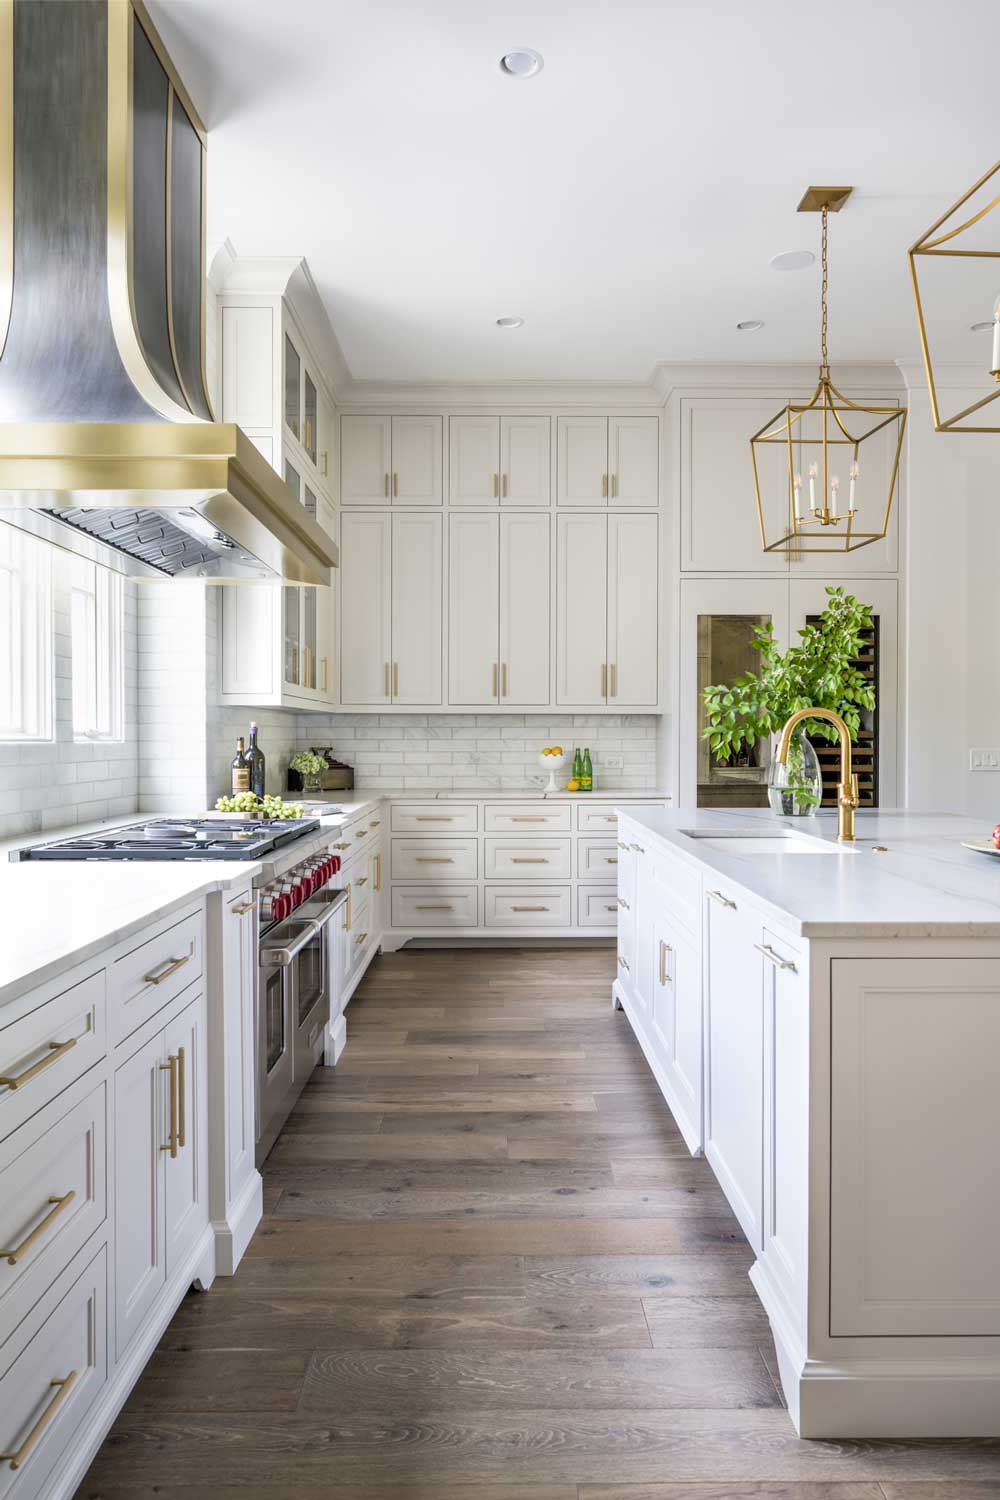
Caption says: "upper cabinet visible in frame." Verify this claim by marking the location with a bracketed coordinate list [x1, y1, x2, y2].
[341, 415, 443, 506]
[449, 416, 551, 506]
[556, 513, 659, 708]
[340, 512, 443, 707]
[557, 416, 658, 507]
[449, 512, 551, 706]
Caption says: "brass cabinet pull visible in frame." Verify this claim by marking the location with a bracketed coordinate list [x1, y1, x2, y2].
[611, 473, 617, 498]
[321, 656, 328, 694]
[333, 841, 351, 850]
[602, 815, 616, 822]
[707, 888, 737, 909]
[512, 905, 549, 912]
[371, 819, 381, 827]
[501, 662, 508, 698]
[159, 1054, 179, 1159]
[754, 942, 797, 973]
[393, 471, 399, 497]
[617, 896, 629, 910]
[144, 952, 190, 986]
[0, 1037, 76, 1091]
[416, 904, 453, 911]
[609, 663, 617, 698]
[356, 875, 368, 887]
[356, 932, 368, 945]
[659, 939, 673, 986]
[511, 857, 548, 863]
[231, 901, 254, 917]
[617, 953, 629, 971]
[177, 1046, 186, 1149]
[384, 471, 390, 497]
[416, 856, 453, 863]
[493, 472, 499, 497]
[606, 903, 618, 912]
[415, 815, 454, 821]
[374, 853, 382, 892]
[510, 815, 549, 822]
[384, 663, 390, 697]
[491, 663, 498, 698]
[302, 644, 312, 688]
[1, 1370, 78, 1470]
[604, 856, 618, 864]
[601, 663, 607, 698]
[393, 663, 399, 697]
[601, 472, 608, 497]
[2, 1191, 76, 1265]
[322, 450, 328, 477]
[344, 885, 352, 932]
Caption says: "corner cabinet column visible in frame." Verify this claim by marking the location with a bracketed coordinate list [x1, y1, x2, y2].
[340, 512, 392, 705]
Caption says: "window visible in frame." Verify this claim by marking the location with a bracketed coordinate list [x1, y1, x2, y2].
[0, 522, 52, 741]
[70, 556, 124, 741]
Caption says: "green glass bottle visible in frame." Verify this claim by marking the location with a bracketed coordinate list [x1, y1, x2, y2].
[580, 747, 593, 793]
[572, 748, 583, 786]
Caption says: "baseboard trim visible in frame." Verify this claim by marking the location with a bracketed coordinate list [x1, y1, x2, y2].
[324, 1012, 347, 1064]
[211, 1169, 263, 1276]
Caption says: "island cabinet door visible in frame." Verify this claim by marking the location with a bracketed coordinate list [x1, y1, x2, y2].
[704, 883, 764, 1252]
[614, 836, 639, 989]
[114, 1029, 167, 1361]
[163, 992, 209, 1278]
[650, 913, 703, 1156]
[830, 956, 1000, 1338]
[759, 926, 808, 1326]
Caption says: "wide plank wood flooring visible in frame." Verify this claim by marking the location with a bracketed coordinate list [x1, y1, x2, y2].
[76, 946, 1000, 1500]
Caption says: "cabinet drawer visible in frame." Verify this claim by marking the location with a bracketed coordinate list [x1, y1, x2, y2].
[1, 970, 106, 1146]
[578, 886, 619, 929]
[341, 818, 377, 858]
[648, 850, 701, 942]
[578, 836, 621, 881]
[391, 886, 479, 928]
[577, 803, 622, 833]
[391, 837, 478, 880]
[112, 909, 203, 1045]
[391, 803, 478, 833]
[484, 803, 571, 832]
[0, 1244, 107, 1500]
[0, 1081, 107, 1351]
[485, 886, 572, 928]
[484, 837, 571, 879]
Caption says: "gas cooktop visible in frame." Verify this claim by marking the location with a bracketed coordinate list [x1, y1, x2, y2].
[12, 816, 321, 862]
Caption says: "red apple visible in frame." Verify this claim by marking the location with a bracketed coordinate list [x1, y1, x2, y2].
[993, 823, 1000, 850]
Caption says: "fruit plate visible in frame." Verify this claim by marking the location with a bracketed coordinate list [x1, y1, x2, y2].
[960, 839, 1000, 857]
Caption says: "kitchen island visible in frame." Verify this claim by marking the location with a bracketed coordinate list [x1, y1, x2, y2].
[612, 806, 1000, 1440]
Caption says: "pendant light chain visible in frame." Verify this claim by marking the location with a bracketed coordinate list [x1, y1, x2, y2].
[820, 206, 830, 375]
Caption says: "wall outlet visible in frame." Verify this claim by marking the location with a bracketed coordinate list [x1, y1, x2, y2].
[969, 748, 1000, 771]
[602, 753, 624, 770]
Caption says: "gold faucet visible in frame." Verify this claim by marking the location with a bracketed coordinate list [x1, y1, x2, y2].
[775, 708, 859, 842]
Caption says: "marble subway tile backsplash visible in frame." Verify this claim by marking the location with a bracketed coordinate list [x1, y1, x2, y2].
[293, 714, 659, 791]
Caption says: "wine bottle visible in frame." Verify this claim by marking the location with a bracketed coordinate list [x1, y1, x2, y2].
[580, 748, 593, 793]
[231, 736, 250, 795]
[247, 721, 266, 799]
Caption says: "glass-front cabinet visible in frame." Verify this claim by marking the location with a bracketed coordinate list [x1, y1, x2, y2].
[284, 333, 301, 443]
[304, 371, 318, 467]
[283, 327, 331, 492]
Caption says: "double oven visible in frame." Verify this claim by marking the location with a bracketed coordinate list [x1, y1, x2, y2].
[256, 860, 347, 1164]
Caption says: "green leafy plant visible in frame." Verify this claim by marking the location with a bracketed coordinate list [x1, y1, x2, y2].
[290, 750, 327, 777]
[702, 587, 876, 764]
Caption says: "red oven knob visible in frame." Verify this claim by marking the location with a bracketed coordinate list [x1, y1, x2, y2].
[275, 893, 291, 922]
[328, 854, 341, 875]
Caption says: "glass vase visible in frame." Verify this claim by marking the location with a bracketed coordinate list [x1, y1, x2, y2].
[767, 727, 822, 818]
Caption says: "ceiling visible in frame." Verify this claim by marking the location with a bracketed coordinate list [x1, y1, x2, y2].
[149, 0, 1000, 385]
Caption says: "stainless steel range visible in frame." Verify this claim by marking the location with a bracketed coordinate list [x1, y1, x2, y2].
[13, 815, 349, 1163]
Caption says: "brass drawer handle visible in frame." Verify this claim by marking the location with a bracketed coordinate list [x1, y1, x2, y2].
[333, 841, 351, 851]
[0, 1037, 77, 1091]
[374, 853, 382, 892]
[159, 1053, 180, 1158]
[415, 815, 454, 821]
[1, 1370, 78, 1470]
[416, 904, 453, 911]
[707, 889, 737, 909]
[512, 905, 549, 912]
[509, 816, 549, 822]
[344, 886, 352, 931]
[606, 903, 617, 912]
[143, 952, 191, 986]
[659, 939, 673, 986]
[356, 932, 368, 945]
[416, 857, 453, 863]
[231, 901, 254, 916]
[511, 857, 548, 863]
[604, 856, 618, 864]
[617, 954, 629, 971]
[2, 1191, 76, 1265]
[754, 942, 797, 972]
[356, 876, 368, 886]
[370, 819, 381, 827]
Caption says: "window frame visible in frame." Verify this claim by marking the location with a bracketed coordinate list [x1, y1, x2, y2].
[0, 522, 53, 743]
[69, 555, 125, 744]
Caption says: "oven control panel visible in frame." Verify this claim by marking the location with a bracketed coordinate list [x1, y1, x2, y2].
[259, 850, 341, 926]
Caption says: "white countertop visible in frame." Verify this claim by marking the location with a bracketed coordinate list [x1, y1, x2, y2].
[304, 787, 670, 813]
[621, 806, 1000, 938]
[0, 861, 261, 1009]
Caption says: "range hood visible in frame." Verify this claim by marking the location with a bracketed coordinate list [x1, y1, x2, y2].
[0, 0, 337, 585]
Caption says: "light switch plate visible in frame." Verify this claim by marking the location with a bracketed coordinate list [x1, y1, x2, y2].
[969, 748, 1000, 771]
[603, 754, 624, 770]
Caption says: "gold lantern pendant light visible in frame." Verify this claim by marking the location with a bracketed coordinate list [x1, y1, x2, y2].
[750, 187, 906, 556]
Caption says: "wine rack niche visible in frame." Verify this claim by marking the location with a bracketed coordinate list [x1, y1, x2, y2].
[806, 614, 880, 810]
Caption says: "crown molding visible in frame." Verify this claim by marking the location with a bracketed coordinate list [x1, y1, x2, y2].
[651, 360, 904, 402]
[333, 376, 664, 411]
[896, 357, 997, 392]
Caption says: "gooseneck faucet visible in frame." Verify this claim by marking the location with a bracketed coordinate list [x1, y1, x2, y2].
[775, 708, 859, 842]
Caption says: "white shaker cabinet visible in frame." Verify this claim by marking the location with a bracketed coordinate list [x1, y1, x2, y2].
[556, 513, 658, 707]
[449, 417, 501, 506]
[162, 996, 208, 1281]
[341, 512, 442, 706]
[557, 416, 610, 505]
[341, 414, 443, 506]
[680, 397, 793, 573]
[449, 416, 551, 507]
[501, 416, 551, 506]
[449, 513, 550, 705]
[609, 416, 659, 506]
[113, 1028, 166, 1360]
[558, 415, 658, 506]
[448, 513, 500, 705]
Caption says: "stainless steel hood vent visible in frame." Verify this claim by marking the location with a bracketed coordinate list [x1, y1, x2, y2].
[0, 0, 337, 586]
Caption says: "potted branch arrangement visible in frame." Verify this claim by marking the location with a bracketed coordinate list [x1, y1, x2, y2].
[701, 587, 876, 817]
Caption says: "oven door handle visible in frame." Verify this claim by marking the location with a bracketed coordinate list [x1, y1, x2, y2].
[260, 918, 323, 967]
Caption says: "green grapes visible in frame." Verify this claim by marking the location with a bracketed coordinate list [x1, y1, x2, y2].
[214, 793, 305, 819]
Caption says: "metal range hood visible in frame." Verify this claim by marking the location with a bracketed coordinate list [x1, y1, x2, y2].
[0, 0, 337, 585]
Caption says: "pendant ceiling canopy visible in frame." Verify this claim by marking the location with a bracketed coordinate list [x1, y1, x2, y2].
[750, 187, 906, 558]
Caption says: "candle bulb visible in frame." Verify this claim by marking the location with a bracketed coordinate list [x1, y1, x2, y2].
[830, 475, 840, 518]
[793, 472, 802, 519]
[992, 310, 1000, 378]
[808, 461, 818, 511]
[848, 460, 859, 512]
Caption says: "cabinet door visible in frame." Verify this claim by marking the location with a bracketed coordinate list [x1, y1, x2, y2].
[760, 928, 808, 1322]
[317, 386, 334, 489]
[340, 512, 391, 704]
[500, 513, 550, 706]
[556, 513, 607, 706]
[449, 513, 500, 705]
[341, 414, 391, 505]
[610, 416, 658, 506]
[651, 914, 703, 1153]
[283, 332, 302, 445]
[114, 1029, 166, 1359]
[557, 416, 609, 505]
[220, 585, 280, 701]
[615, 831, 640, 987]
[392, 415, 443, 505]
[164, 992, 208, 1276]
[315, 496, 337, 703]
[680, 397, 791, 572]
[303, 368, 318, 467]
[608, 513, 658, 706]
[220, 305, 274, 429]
[218, 890, 256, 1223]
[704, 885, 764, 1250]
[501, 415, 551, 506]
[449, 416, 500, 506]
[392, 512, 443, 705]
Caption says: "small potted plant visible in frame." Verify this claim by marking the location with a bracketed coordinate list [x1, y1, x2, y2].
[289, 749, 327, 796]
[701, 587, 876, 817]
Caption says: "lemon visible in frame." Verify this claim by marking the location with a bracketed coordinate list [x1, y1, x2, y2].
[565, 778, 581, 792]
[552, 745, 563, 755]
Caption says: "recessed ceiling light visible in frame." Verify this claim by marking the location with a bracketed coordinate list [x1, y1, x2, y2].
[499, 48, 543, 79]
[971, 320, 994, 332]
[770, 250, 815, 272]
[736, 319, 764, 332]
[496, 316, 525, 329]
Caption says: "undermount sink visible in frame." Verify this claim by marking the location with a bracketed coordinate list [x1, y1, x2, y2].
[680, 828, 851, 856]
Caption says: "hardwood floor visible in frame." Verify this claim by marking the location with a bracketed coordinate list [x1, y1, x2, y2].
[76, 946, 1000, 1500]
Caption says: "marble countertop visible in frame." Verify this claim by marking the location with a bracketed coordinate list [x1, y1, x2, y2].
[303, 787, 670, 814]
[621, 806, 1000, 938]
[0, 861, 261, 1009]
